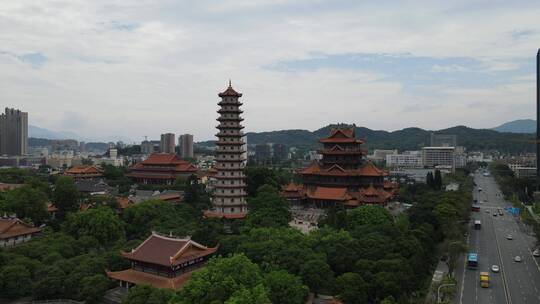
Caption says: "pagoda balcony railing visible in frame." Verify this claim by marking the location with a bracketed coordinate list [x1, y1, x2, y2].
[218, 101, 243, 106]
[216, 124, 245, 129]
[318, 149, 364, 154]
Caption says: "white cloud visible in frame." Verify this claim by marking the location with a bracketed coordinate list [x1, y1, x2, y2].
[0, 0, 538, 141]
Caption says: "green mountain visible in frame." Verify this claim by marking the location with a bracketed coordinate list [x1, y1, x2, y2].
[492, 119, 536, 133]
[196, 124, 534, 154]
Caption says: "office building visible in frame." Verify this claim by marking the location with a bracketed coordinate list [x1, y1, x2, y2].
[0, 108, 28, 156]
[386, 151, 423, 168]
[179, 134, 194, 158]
[422, 146, 455, 169]
[160, 133, 176, 153]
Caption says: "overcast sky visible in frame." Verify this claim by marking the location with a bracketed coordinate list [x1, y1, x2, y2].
[1, 0, 539, 142]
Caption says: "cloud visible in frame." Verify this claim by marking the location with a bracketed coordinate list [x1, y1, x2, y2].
[0, 0, 539, 141]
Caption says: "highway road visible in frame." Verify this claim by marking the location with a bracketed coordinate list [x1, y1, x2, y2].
[457, 170, 540, 304]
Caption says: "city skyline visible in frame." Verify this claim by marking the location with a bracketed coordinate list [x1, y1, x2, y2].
[1, 1, 539, 141]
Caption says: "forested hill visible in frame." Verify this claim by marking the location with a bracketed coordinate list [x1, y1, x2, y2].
[198, 124, 535, 154]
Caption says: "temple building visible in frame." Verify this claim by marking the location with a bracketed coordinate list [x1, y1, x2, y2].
[126, 153, 198, 185]
[205, 82, 248, 219]
[283, 127, 397, 208]
[64, 165, 103, 179]
[0, 217, 41, 248]
[107, 232, 218, 290]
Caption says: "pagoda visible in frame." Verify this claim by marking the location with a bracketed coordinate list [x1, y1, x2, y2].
[284, 127, 397, 208]
[205, 81, 247, 219]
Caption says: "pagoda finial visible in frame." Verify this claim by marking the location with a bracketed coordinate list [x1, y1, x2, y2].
[229, 79, 232, 87]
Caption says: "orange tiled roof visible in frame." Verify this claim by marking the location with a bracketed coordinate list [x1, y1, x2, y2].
[65, 166, 103, 174]
[107, 268, 197, 290]
[358, 162, 388, 177]
[0, 218, 41, 239]
[46, 203, 58, 212]
[307, 187, 348, 201]
[121, 233, 218, 267]
[117, 197, 133, 209]
[0, 183, 23, 191]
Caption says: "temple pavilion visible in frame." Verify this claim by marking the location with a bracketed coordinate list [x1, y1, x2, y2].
[283, 127, 397, 208]
[126, 153, 198, 185]
[107, 232, 218, 290]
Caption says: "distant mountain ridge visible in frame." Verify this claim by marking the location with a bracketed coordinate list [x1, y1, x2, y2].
[29, 125, 133, 143]
[492, 119, 536, 133]
[197, 123, 535, 154]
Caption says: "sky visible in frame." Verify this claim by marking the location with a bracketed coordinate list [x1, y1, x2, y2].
[0, 0, 539, 142]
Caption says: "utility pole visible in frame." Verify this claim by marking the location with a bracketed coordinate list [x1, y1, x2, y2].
[537, 49, 540, 190]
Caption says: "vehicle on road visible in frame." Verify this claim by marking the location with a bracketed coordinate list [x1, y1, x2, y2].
[493, 212, 498, 217]
[533, 249, 540, 257]
[473, 199, 478, 203]
[480, 271, 490, 288]
[506, 234, 513, 240]
[474, 220, 481, 230]
[471, 205, 480, 212]
[468, 253, 478, 269]
[485, 209, 490, 213]
[478, 188, 483, 192]
[498, 209, 504, 216]
[491, 265, 500, 273]
[514, 256, 522, 262]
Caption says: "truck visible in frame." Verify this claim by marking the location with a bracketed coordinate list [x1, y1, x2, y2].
[474, 220, 481, 230]
[480, 271, 490, 288]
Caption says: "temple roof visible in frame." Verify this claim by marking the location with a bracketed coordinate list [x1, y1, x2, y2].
[0, 218, 41, 239]
[299, 161, 388, 177]
[121, 232, 218, 267]
[307, 187, 348, 201]
[130, 153, 198, 173]
[65, 166, 103, 175]
[218, 81, 242, 97]
[319, 127, 364, 144]
[107, 268, 196, 290]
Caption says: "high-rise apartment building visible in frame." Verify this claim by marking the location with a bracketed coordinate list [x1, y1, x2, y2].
[179, 134, 194, 158]
[160, 133, 176, 153]
[0, 108, 28, 156]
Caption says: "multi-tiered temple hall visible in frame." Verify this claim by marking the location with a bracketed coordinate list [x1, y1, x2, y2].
[205, 82, 248, 219]
[283, 127, 397, 207]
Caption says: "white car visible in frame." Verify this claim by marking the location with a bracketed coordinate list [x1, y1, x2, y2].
[491, 265, 500, 272]
[514, 256, 522, 262]
[533, 249, 540, 257]
[506, 234, 513, 240]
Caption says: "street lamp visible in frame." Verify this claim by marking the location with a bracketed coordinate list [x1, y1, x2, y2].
[437, 283, 456, 303]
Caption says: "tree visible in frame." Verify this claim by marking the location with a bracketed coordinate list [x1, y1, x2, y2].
[171, 254, 268, 304]
[63, 207, 124, 246]
[246, 184, 291, 228]
[34, 265, 66, 299]
[445, 240, 467, 277]
[308, 228, 359, 275]
[53, 176, 80, 219]
[434, 169, 442, 190]
[80, 274, 110, 304]
[224, 285, 271, 304]
[346, 205, 393, 230]
[426, 172, 434, 188]
[335, 272, 368, 304]
[123, 284, 174, 304]
[300, 257, 334, 294]
[244, 167, 279, 197]
[0, 264, 32, 298]
[264, 270, 308, 304]
[4, 185, 48, 224]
